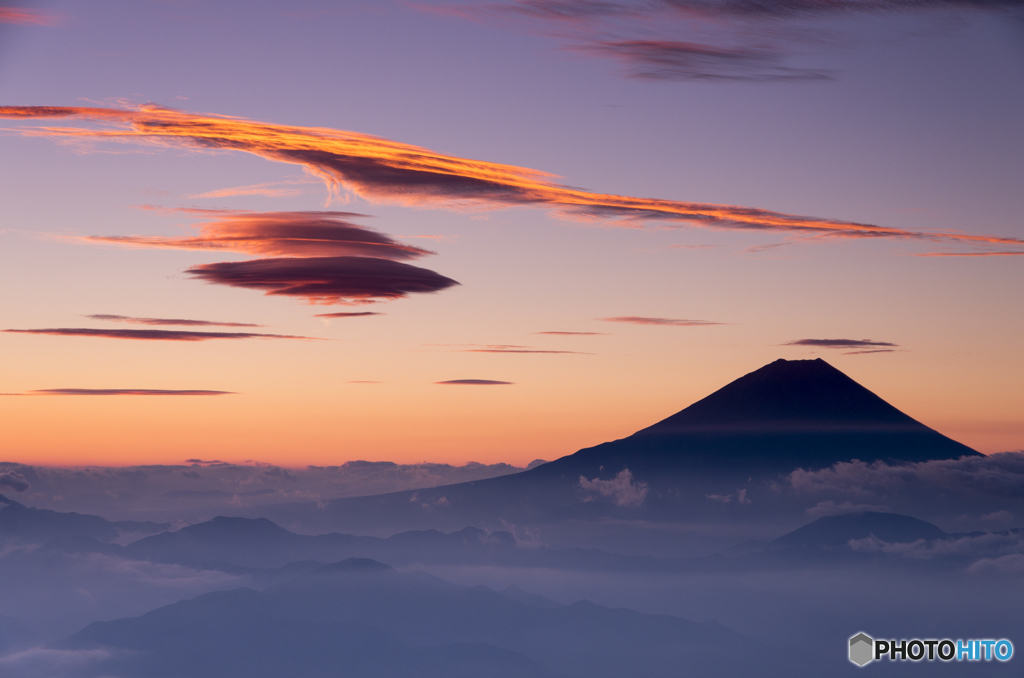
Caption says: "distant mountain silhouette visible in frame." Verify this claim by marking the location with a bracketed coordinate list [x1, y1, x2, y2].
[59, 558, 823, 678]
[261, 359, 978, 533]
[0, 494, 169, 544]
[772, 512, 948, 548]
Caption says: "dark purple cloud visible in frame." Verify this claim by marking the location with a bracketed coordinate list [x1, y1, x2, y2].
[533, 331, 608, 335]
[315, 312, 385, 318]
[3, 328, 310, 341]
[186, 256, 459, 305]
[0, 471, 30, 492]
[86, 314, 262, 328]
[577, 40, 829, 82]
[786, 338, 898, 349]
[472, 0, 1024, 83]
[436, 379, 514, 385]
[843, 349, 898, 355]
[3, 389, 234, 396]
[464, 346, 590, 354]
[600, 316, 722, 326]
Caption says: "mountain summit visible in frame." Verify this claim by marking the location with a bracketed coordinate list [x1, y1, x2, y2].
[537, 358, 978, 480]
[643, 358, 923, 432]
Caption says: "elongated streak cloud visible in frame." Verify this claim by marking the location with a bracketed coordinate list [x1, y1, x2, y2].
[87, 314, 262, 328]
[3, 328, 311, 341]
[2, 389, 234, 396]
[601, 316, 721, 326]
[786, 338, 897, 349]
[186, 256, 459, 304]
[2, 105, 1019, 249]
[534, 331, 607, 335]
[436, 379, 514, 385]
[315, 312, 384, 318]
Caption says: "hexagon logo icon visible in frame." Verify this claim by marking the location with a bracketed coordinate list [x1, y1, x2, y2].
[849, 632, 874, 667]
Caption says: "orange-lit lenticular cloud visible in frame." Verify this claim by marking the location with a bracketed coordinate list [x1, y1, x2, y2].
[86, 209, 458, 305]
[86, 314, 263, 327]
[1, 389, 234, 396]
[89, 210, 433, 260]
[2, 328, 311, 341]
[2, 105, 1021, 250]
[601, 316, 722, 326]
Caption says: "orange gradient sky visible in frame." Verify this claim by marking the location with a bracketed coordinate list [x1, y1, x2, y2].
[0, 2, 1021, 466]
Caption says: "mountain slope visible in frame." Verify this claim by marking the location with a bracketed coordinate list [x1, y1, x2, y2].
[0, 494, 169, 544]
[260, 359, 977, 533]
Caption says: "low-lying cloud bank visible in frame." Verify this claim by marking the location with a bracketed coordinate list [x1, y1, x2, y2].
[0, 459, 544, 522]
[786, 452, 1024, 529]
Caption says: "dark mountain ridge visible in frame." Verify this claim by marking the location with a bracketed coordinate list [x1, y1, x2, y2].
[0, 493, 169, 544]
[59, 557, 824, 678]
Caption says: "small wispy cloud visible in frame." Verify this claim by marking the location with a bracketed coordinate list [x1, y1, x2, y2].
[533, 331, 607, 335]
[430, 343, 591, 354]
[314, 311, 384, 318]
[576, 39, 829, 82]
[0, 7, 58, 26]
[464, 347, 589, 354]
[842, 348, 897, 355]
[917, 251, 1024, 258]
[3, 328, 311, 341]
[2, 389, 235, 396]
[186, 179, 315, 200]
[436, 379, 513, 385]
[86, 314, 262, 328]
[600, 316, 722, 326]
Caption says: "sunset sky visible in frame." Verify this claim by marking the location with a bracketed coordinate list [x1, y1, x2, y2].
[1, 0, 1022, 466]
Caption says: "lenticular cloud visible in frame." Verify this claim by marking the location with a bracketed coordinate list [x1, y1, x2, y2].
[89, 210, 433, 260]
[187, 256, 458, 305]
[85, 209, 458, 306]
